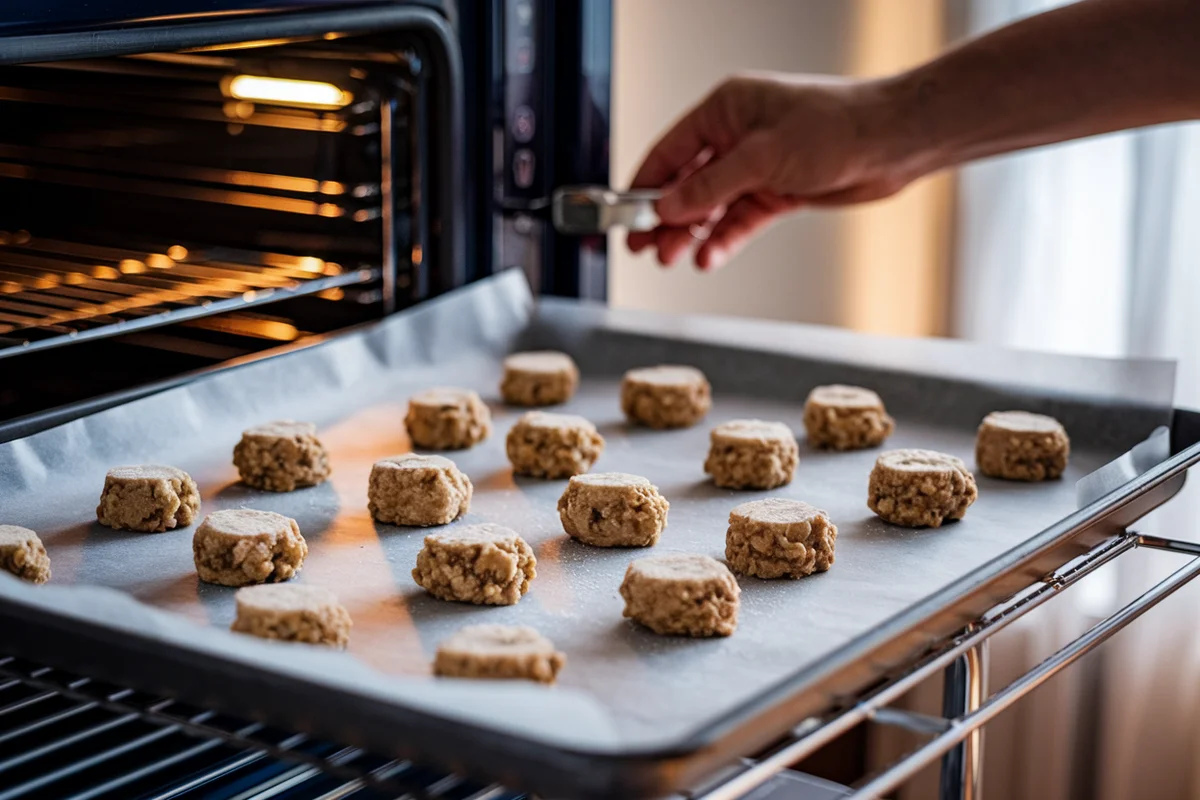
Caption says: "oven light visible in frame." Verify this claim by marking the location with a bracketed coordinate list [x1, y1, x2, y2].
[224, 75, 352, 109]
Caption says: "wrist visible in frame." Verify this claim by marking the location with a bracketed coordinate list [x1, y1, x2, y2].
[849, 70, 945, 190]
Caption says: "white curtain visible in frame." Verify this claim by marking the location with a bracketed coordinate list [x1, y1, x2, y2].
[954, 2, 1200, 798]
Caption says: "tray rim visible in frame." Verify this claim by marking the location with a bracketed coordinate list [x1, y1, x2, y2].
[3, 275, 1199, 798]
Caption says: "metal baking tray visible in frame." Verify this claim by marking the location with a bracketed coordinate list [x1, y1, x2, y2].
[2, 269, 1197, 799]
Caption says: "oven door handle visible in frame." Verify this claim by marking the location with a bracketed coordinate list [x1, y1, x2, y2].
[550, 184, 661, 235]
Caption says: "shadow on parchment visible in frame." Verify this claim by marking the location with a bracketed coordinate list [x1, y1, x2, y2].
[130, 571, 233, 626]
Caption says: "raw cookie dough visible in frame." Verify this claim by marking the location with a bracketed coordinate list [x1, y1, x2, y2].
[96, 465, 201, 532]
[232, 420, 331, 492]
[434, 624, 565, 683]
[868, 449, 978, 528]
[368, 454, 472, 526]
[0, 525, 51, 584]
[231, 583, 351, 647]
[619, 553, 740, 637]
[193, 509, 308, 587]
[557, 472, 669, 547]
[501, 351, 580, 406]
[704, 419, 799, 490]
[621, 365, 712, 429]
[506, 411, 604, 478]
[803, 384, 895, 451]
[412, 524, 536, 605]
[976, 410, 1070, 481]
[405, 387, 492, 450]
[726, 498, 836, 579]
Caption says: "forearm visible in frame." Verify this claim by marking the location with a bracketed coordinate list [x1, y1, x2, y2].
[868, 0, 1200, 180]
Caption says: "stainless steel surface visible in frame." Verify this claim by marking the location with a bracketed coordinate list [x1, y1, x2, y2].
[551, 184, 660, 234]
[0, 270, 1194, 799]
[0, 653, 519, 800]
[938, 642, 987, 800]
[692, 533, 1143, 800]
[847, 535, 1200, 800]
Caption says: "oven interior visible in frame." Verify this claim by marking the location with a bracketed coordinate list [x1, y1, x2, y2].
[0, 33, 438, 426]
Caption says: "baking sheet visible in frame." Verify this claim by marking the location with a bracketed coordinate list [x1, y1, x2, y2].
[0, 268, 1176, 756]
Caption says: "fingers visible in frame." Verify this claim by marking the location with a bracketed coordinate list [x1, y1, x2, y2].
[629, 87, 732, 190]
[694, 194, 798, 270]
[657, 132, 775, 226]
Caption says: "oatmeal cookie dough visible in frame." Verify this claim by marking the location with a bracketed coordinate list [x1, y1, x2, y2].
[868, 449, 978, 528]
[232, 420, 331, 492]
[368, 454, 472, 526]
[405, 387, 492, 450]
[193, 509, 308, 587]
[803, 385, 895, 451]
[96, 465, 200, 532]
[557, 472, 669, 547]
[231, 583, 351, 647]
[726, 498, 836, 579]
[619, 553, 740, 637]
[434, 625, 565, 683]
[412, 524, 536, 605]
[0, 525, 50, 584]
[976, 411, 1070, 481]
[621, 365, 712, 429]
[500, 351, 580, 406]
[704, 419, 799, 490]
[506, 411, 604, 479]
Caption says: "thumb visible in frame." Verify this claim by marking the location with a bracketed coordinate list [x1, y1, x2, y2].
[657, 133, 775, 225]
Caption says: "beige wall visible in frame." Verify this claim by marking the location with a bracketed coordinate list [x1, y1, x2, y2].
[610, 0, 950, 336]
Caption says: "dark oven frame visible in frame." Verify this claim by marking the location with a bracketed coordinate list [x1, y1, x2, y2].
[0, 1, 465, 442]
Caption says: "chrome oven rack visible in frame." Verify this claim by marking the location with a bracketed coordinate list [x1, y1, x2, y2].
[0, 231, 380, 358]
[0, 653, 525, 800]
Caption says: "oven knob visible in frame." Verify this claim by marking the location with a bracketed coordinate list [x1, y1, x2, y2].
[513, 149, 536, 189]
[513, 105, 536, 143]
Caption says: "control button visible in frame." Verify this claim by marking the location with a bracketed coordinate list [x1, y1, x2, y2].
[514, 37, 534, 73]
[513, 149, 536, 188]
[514, 0, 533, 27]
[513, 105, 536, 143]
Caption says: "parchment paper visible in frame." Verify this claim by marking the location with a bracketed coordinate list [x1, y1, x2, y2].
[0, 268, 1175, 754]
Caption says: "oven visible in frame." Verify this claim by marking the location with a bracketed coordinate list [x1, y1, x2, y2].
[0, 0, 611, 438]
[4, 5, 1200, 800]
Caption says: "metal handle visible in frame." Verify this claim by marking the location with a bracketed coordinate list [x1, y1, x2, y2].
[550, 185, 661, 235]
[848, 534, 1200, 799]
[694, 532, 1200, 800]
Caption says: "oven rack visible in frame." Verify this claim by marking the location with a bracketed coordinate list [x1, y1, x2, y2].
[0, 232, 382, 358]
[0, 653, 526, 800]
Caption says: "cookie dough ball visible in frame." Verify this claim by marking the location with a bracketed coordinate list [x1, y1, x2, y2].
[232, 420, 331, 492]
[434, 625, 565, 684]
[501, 351, 580, 406]
[0, 525, 50, 584]
[96, 465, 200, 532]
[231, 583, 351, 647]
[726, 498, 836, 579]
[621, 365, 712, 429]
[803, 385, 895, 451]
[976, 411, 1070, 481]
[193, 509, 308, 587]
[868, 449, 978, 528]
[506, 411, 604, 479]
[405, 387, 492, 450]
[368, 454, 472, 527]
[704, 419, 799, 490]
[412, 524, 536, 606]
[557, 472, 669, 547]
[619, 553, 740, 637]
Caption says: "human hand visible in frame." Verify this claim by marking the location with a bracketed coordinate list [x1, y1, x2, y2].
[627, 72, 914, 269]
